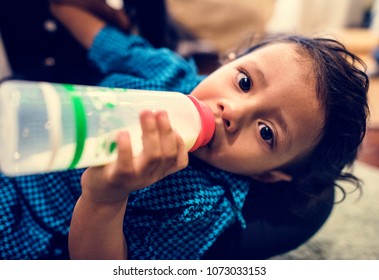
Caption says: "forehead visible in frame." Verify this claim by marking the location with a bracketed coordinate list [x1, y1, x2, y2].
[241, 42, 310, 69]
[233, 42, 315, 87]
[237, 42, 316, 95]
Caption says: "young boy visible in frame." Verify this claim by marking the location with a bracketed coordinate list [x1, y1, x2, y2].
[46, 3, 369, 260]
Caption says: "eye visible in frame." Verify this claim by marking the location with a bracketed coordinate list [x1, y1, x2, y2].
[258, 123, 274, 146]
[237, 71, 252, 92]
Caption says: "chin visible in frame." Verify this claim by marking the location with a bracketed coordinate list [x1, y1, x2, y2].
[191, 147, 206, 158]
[191, 147, 212, 162]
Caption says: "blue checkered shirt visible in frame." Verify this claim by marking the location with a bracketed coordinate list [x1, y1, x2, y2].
[0, 26, 251, 259]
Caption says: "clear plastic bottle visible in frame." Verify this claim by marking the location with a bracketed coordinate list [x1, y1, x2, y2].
[0, 80, 215, 176]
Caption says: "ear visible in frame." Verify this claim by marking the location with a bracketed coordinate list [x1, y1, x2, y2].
[251, 170, 292, 183]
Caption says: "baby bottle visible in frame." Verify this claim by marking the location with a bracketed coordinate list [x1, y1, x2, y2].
[0, 80, 215, 176]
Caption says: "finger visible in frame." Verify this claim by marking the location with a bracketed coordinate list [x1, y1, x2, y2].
[139, 110, 162, 157]
[155, 111, 178, 159]
[175, 133, 189, 170]
[165, 133, 189, 176]
[81, 165, 102, 190]
[106, 130, 134, 179]
[117, 130, 133, 163]
[115, 130, 134, 170]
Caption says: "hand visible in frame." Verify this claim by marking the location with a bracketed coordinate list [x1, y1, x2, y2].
[49, 0, 130, 31]
[80, 110, 189, 206]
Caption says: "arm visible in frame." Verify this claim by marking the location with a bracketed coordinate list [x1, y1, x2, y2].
[50, 3, 106, 49]
[69, 194, 128, 259]
[69, 111, 189, 259]
[50, 0, 130, 30]
[51, 2, 199, 88]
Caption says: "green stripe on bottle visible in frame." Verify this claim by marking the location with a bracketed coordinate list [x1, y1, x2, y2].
[64, 84, 87, 169]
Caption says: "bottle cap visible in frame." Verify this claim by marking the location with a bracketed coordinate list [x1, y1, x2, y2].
[187, 95, 215, 152]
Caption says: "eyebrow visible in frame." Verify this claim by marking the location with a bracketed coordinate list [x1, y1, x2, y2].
[250, 62, 268, 88]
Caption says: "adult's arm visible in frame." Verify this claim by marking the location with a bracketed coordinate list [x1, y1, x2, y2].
[50, 3, 105, 50]
[51, 3, 199, 92]
[50, 0, 129, 31]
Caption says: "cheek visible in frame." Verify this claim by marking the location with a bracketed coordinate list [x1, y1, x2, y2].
[211, 144, 262, 174]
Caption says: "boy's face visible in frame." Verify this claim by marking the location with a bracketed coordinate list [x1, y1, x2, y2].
[190, 43, 324, 181]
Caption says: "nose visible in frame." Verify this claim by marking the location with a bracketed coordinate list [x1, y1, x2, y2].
[218, 100, 246, 134]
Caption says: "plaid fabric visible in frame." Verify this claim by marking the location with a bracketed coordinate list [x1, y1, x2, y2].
[0, 170, 83, 259]
[88, 26, 202, 93]
[0, 26, 251, 259]
[126, 157, 250, 260]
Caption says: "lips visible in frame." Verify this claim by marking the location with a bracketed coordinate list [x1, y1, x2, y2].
[205, 107, 220, 149]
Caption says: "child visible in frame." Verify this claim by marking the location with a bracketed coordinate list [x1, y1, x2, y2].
[38, 3, 370, 260]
